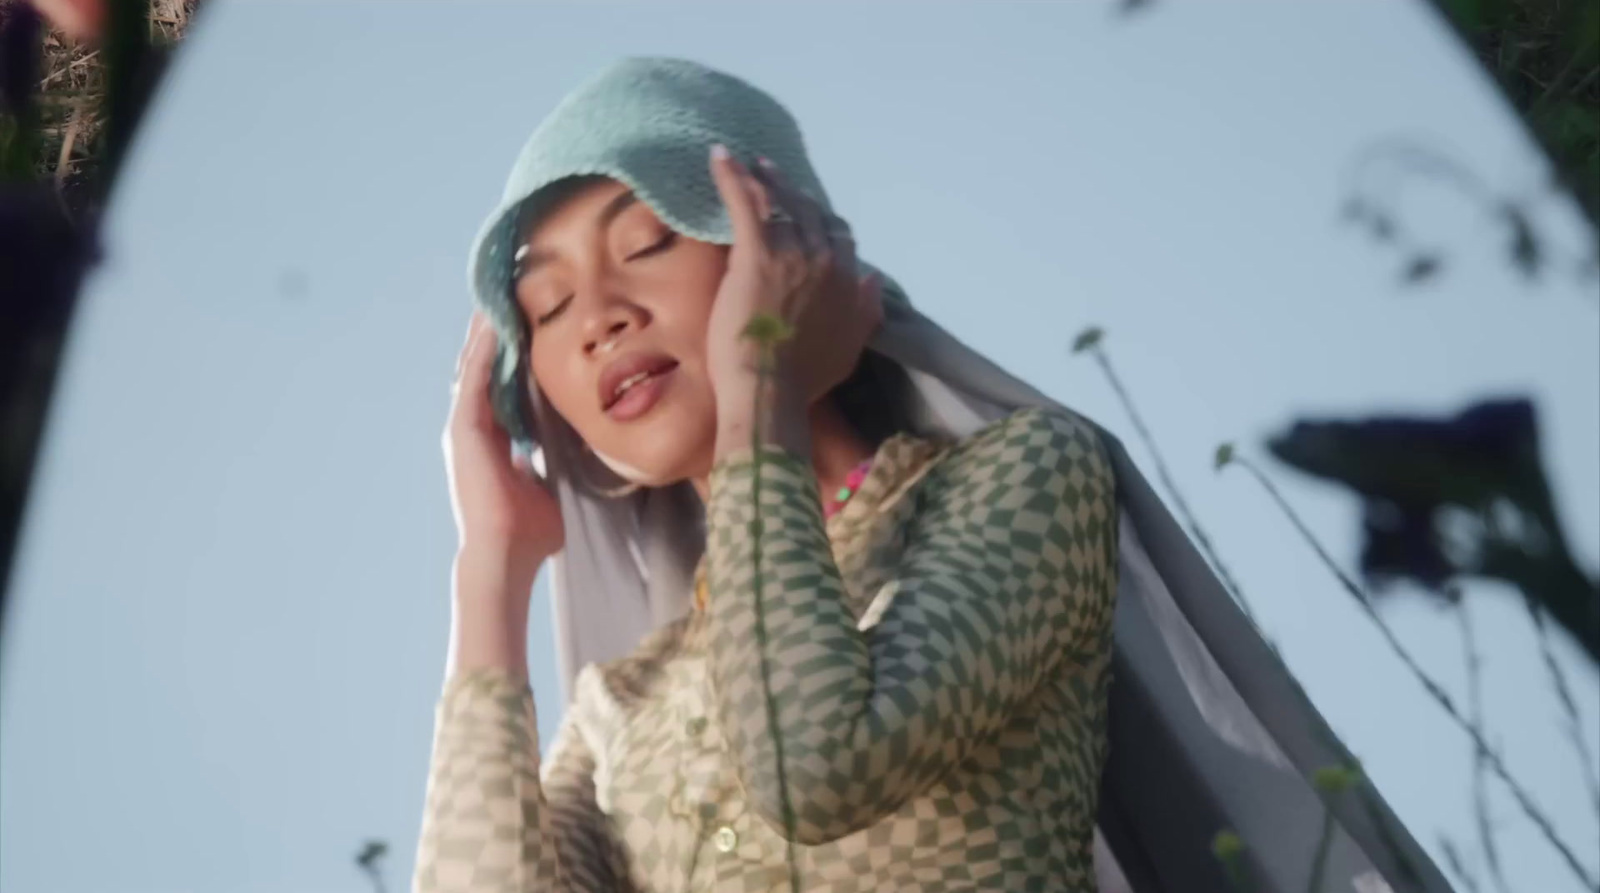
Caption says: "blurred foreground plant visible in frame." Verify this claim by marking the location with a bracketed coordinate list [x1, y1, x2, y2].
[1265, 398, 1598, 663]
[1221, 433, 1598, 890]
[741, 310, 802, 893]
[355, 839, 389, 893]
[1340, 137, 1599, 295]
[1075, 328, 1434, 892]
[0, 0, 195, 633]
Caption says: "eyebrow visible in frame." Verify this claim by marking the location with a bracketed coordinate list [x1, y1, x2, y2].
[513, 190, 639, 281]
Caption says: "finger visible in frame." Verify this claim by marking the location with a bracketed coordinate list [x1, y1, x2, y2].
[453, 318, 498, 417]
[741, 162, 773, 223]
[755, 160, 826, 258]
[709, 144, 764, 247]
[726, 151, 772, 223]
[456, 310, 483, 376]
[758, 161, 826, 252]
[829, 220, 860, 270]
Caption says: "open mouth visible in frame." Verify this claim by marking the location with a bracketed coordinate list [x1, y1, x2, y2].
[601, 356, 680, 420]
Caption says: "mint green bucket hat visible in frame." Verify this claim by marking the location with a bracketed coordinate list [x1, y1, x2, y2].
[466, 55, 899, 453]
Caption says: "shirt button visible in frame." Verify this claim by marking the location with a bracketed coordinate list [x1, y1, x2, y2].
[713, 825, 738, 853]
[685, 717, 708, 737]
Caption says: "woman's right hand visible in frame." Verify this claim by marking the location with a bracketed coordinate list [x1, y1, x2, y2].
[443, 310, 564, 591]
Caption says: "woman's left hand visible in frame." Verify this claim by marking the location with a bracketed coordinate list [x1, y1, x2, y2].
[704, 146, 883, 413]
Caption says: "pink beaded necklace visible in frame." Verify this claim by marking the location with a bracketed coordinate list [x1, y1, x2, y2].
[823, 458, 875, 519]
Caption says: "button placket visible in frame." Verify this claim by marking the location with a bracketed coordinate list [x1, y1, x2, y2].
[670, 661, 722, 822]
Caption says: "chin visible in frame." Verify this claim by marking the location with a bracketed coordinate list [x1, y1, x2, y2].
[597, 410, 717, 488]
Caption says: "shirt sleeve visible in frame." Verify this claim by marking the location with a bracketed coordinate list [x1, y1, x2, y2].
[702, 407, 1118, 845]
[411, 670, 632, 893]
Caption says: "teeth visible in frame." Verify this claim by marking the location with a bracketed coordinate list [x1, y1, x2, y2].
[613, 371, 653, 400]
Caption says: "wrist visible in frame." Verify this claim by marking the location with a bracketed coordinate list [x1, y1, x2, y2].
[449, 551, 534, 676]
[452, 546, 541, 606]
[714, 366, 811, 459]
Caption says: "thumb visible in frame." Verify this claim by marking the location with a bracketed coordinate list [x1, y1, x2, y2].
[709, 144, 763, 246]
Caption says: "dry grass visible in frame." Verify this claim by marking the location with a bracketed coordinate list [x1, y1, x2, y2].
[33, 0, 197, 190]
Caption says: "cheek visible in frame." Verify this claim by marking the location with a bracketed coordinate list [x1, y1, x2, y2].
[654, 246, 727, 348]
[528, 346, 588, 425]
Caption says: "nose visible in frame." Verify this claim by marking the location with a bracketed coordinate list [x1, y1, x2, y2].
[579, 293, 644, 357]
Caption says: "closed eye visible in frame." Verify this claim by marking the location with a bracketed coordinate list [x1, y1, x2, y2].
[626, 230, 677, 261]
[535, 295, 573, 327]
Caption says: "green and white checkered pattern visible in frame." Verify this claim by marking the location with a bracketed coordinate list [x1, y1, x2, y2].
[413, 408, 1118, 892]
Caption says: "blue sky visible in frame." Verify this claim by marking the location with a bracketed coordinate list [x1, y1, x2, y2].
[3, 2, 1597, 891]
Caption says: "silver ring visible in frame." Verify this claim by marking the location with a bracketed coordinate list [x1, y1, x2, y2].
[764, 207, 795, 225]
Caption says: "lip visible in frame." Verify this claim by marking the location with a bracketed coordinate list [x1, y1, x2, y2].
[599, 352, 680, 418]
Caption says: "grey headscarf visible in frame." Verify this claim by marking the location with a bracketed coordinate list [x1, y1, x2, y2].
[466, 56, 1453, 893]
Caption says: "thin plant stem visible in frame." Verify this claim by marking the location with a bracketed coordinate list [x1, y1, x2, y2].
[1212, 831, 1257, 893]
[355, 841, 389, 893]
[1306, 806, 1336, 893]
[1525, 595, 1600, 816]
[1305, 767, 1362, 893]
[1457, 596, 1512, 893]
[1081, 334, 1426, 884]
[1080, 344, 1262, 626]
[1231, 455, 1600, 891]
[747, 342, 801, 893]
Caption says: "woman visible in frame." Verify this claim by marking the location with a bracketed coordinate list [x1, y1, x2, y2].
[415, 58, 1450, 893]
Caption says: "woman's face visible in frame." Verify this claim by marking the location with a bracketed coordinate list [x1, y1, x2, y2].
[515, 177, 729, 486]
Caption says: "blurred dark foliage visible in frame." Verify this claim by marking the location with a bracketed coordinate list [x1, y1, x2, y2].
[1354, 0, 1600, 288]
[0, 0, 181, 635]
[1268, 398, 1600, 663]
[1433, 0, 1600, 226]
[0, 180, 97, 601]
[0, 5, 40, 157]
[1341, 138, 1598, 292]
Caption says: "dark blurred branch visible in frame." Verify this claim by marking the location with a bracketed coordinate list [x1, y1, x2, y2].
[1342, 136, 1598, 292]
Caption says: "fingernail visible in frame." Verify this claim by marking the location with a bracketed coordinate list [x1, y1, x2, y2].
[710, 143, 730, 160]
